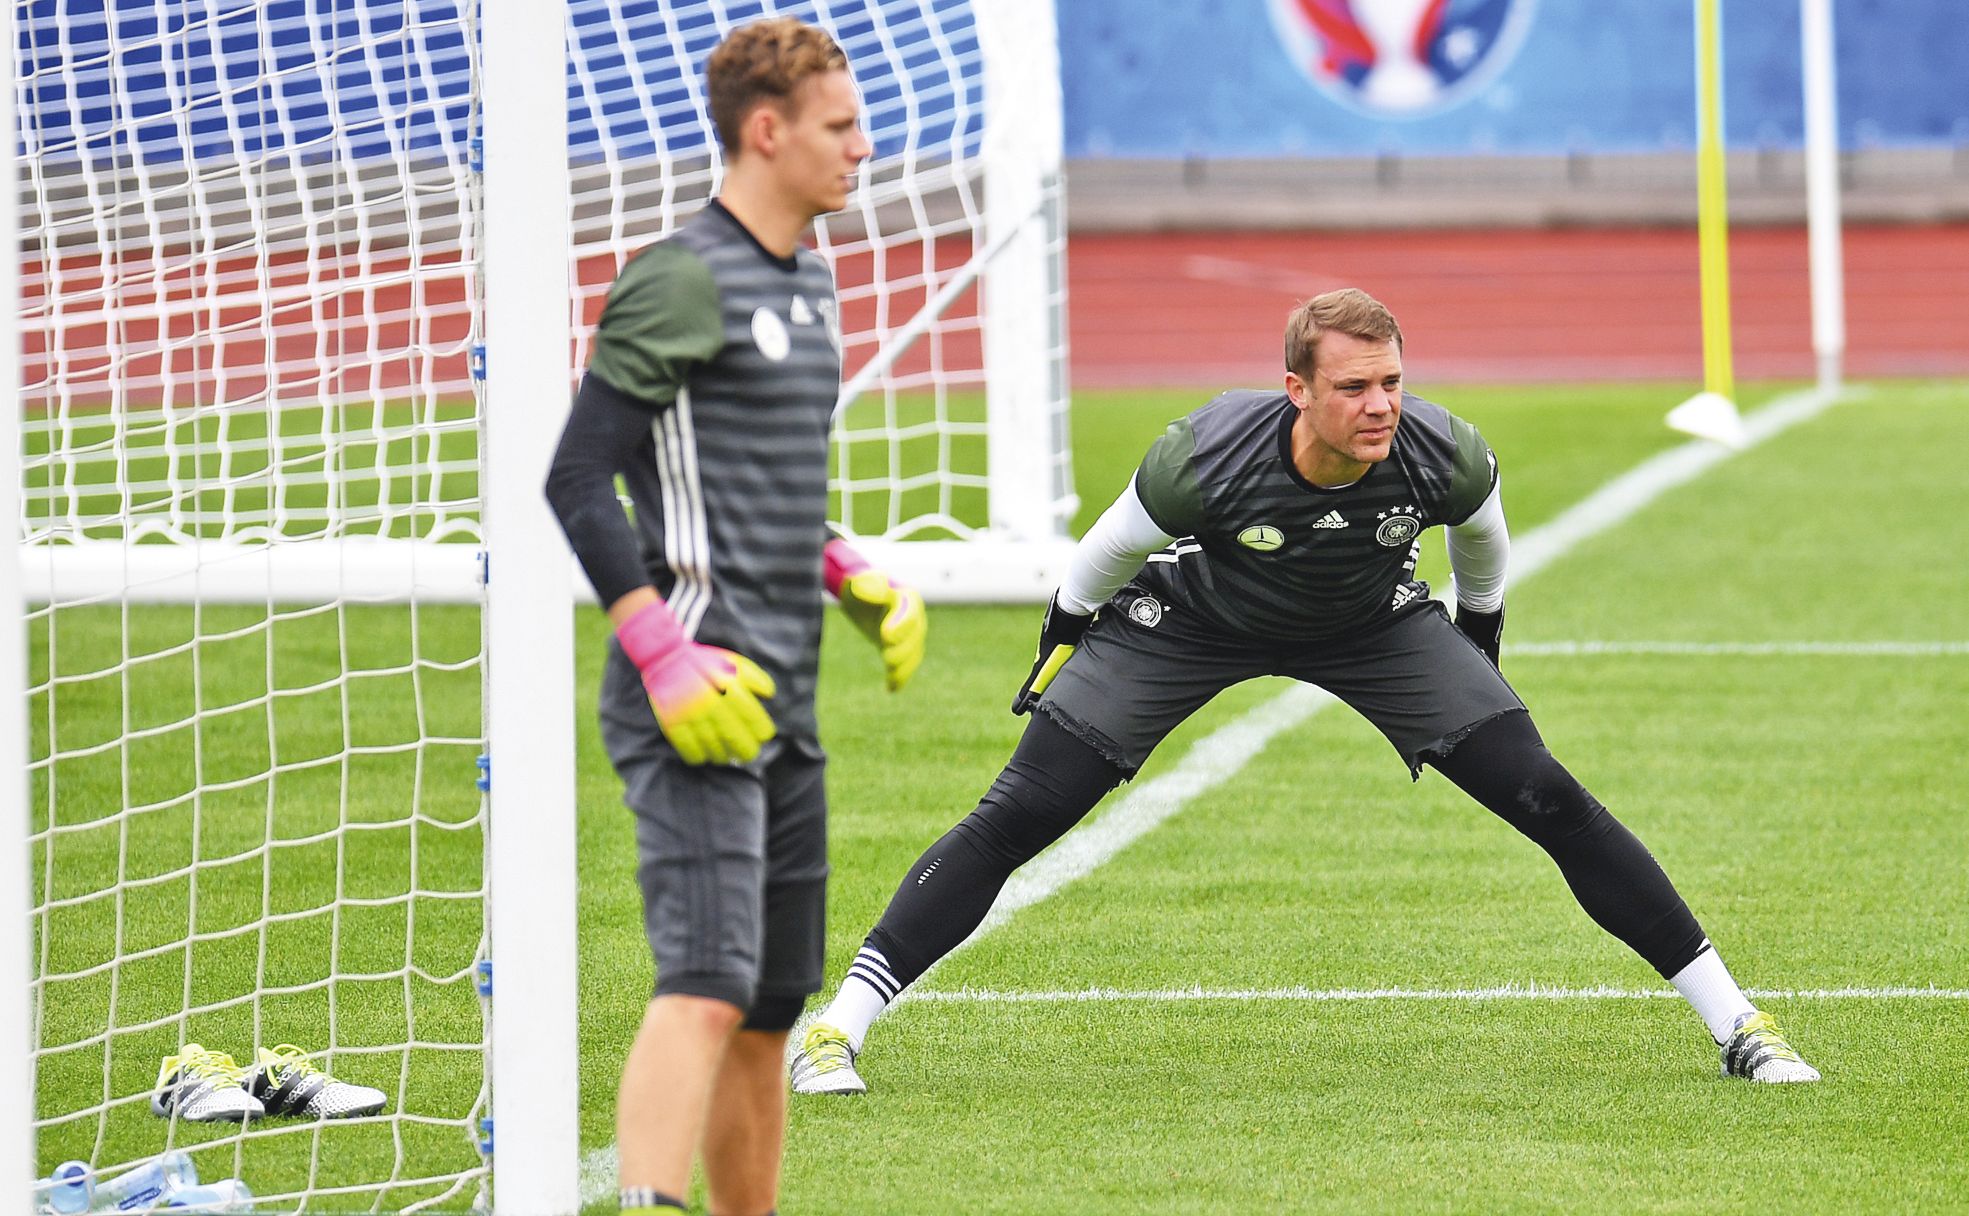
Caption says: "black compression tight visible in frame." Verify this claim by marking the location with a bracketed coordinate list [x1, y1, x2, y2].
[1432, 709, 1708, 978]
[863, 712, 1124, 988]
[862, 706, 1709, 994]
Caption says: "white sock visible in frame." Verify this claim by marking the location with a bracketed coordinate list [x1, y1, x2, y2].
[1669, 942, 1756, 1043]
[818, 947, 902, 1051]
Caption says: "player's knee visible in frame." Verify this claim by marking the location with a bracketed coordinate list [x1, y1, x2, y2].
[1515, 750, 1601, 820]
[741, 992, 806, 1032]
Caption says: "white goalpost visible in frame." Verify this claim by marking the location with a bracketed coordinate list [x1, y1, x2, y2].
[9, 0, 1069, 1211]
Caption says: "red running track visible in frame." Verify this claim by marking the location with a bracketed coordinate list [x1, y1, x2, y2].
[1068, 224, 1969, 389]
[23, 223, 1966, 405]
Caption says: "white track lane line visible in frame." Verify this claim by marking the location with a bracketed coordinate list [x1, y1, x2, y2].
[579, 383, 1853, 1205]
[906, 984, 1969, 1004]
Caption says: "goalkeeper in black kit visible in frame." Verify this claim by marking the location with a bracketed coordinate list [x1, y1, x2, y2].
[789, 287, 1819, 1095]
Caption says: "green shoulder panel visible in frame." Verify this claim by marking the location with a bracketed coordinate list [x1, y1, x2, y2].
[1444, 413, 1499, 524]
[586, 241, 724, 407]
[1133, 416, 1204, 536]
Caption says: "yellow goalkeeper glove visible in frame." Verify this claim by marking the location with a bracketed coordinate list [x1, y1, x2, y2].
[826, 540, 927, 692]
[617, 599, 777, 765]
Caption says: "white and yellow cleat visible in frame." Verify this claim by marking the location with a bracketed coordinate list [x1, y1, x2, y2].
[1720, 1011, 1821, 1083]
[789, 1022, 867, 1095]
[151, 1044, 264, 1122]
[247, 1044, 389, 1118]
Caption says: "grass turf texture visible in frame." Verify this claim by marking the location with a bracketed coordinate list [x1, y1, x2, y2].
[31, 381, 1969, 1210]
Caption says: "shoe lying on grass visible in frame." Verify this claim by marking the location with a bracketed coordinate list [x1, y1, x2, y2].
[246, 1044, 389, 1118]
[152, 1045, 263, 1123]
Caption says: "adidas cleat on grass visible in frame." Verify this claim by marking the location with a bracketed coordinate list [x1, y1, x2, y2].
[1721, 1011, 1822, 1083]
[152, 1045, 264, 1122]
[789, 1023, 867, 1095]
[247, 1044, 389, 1118]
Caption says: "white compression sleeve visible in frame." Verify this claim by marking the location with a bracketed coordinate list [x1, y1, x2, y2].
[1446, 478, 1509, 612]
[1056, 476, 1177, 615]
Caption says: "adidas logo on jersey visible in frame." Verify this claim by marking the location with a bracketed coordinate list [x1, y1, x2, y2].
[1313, 510, 1348, 530]
[789, 295, 815, 325]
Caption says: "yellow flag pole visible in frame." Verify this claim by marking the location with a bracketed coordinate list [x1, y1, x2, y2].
[1668, 0, 1747, 445]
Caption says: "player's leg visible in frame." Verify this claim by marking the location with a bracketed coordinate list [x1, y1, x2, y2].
[1304, 604, 1816, 1082]
[698, 1023, 790, 1216]
[618, 996, 741, 1211]
[702, 742, 829, 1211]
[602, 651, 778, 1206]
[1430, 709, 1817, 1081]
[795, 600, 1266, 1093]
[791, 712, 1125, 1094]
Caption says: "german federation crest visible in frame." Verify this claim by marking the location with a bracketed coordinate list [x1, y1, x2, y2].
[1374, 507, 1422, 546]
[1265, 0, 1536, 119]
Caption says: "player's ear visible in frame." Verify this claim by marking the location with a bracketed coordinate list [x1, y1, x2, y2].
[1284, 370, 1310, 409]
[740, 100, 782, 159]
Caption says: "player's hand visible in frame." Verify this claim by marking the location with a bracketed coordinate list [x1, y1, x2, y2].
[1012, 595, 1093, 715]
[617, 600, 777, 765]
[1454, 602, 1505, 670]
[837, 568, 928, 692]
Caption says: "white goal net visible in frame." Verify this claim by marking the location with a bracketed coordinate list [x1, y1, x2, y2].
[9, 0, 1067, 1210]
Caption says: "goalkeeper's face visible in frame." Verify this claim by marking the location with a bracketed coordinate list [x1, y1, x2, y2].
[1286, 332, 1406, 477]
[773, 70, 872, 217]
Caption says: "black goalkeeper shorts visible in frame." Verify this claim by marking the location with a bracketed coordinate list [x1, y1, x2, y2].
[1036, 591, 1524, 779]
[598, 643, 828, 1012]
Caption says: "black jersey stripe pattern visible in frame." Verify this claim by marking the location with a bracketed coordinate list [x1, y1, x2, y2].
[608, 205, 842, 737]
[1130, 390, 1494, 641]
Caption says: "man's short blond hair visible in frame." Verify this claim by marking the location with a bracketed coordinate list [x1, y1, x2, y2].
[705, 17, 849, 155]
[1284, 288, 1404, 379]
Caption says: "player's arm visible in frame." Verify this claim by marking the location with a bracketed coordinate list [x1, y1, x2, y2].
[823, 534, 927, 692]
[1012, 475, 1176, 713]
[1014, 418, 1196, 713]
[1443, 417, 1508, 668]
[543, 246, 776, 765]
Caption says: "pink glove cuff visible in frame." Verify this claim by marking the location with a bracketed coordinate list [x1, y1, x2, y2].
[823, 537, 871, 599]
[615, 597, 686, 672]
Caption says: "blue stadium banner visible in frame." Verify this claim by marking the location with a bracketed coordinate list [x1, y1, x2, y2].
[1061, 0, 1967, 158]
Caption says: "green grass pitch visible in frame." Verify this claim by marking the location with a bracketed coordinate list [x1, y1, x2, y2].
[30, 380, 1969, 1211]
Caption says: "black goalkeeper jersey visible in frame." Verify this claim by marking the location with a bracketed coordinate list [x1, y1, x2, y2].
[579, 202, 843, 737]
[1130, 389, 1496, 641]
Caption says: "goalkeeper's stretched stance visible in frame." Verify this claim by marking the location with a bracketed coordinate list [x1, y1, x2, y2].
[791, 288, 1818, 1096]
[546, 19, 926, 1216]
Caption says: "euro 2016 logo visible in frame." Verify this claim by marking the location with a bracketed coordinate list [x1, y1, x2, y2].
[1266, 0, 1536, 118]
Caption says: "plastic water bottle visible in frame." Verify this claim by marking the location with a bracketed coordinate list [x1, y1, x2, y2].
[94, 1152, 197, 1211]
[34, 1161, 93, 1215]
[163, 1179, 256, 1212]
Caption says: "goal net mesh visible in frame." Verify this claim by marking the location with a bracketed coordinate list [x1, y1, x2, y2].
[17, 0, 1062, 1207]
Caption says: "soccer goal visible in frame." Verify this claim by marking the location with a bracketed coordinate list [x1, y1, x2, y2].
[6, 0, 1069, 1210]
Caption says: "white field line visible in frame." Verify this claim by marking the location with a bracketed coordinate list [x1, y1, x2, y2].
[578, 384, 1850, 1204]
[1509, 640, 1969, 657]
[905, 984, 1969, 1004]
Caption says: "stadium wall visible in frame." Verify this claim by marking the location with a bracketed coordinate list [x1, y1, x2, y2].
[1059, 0, 1969, 229]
